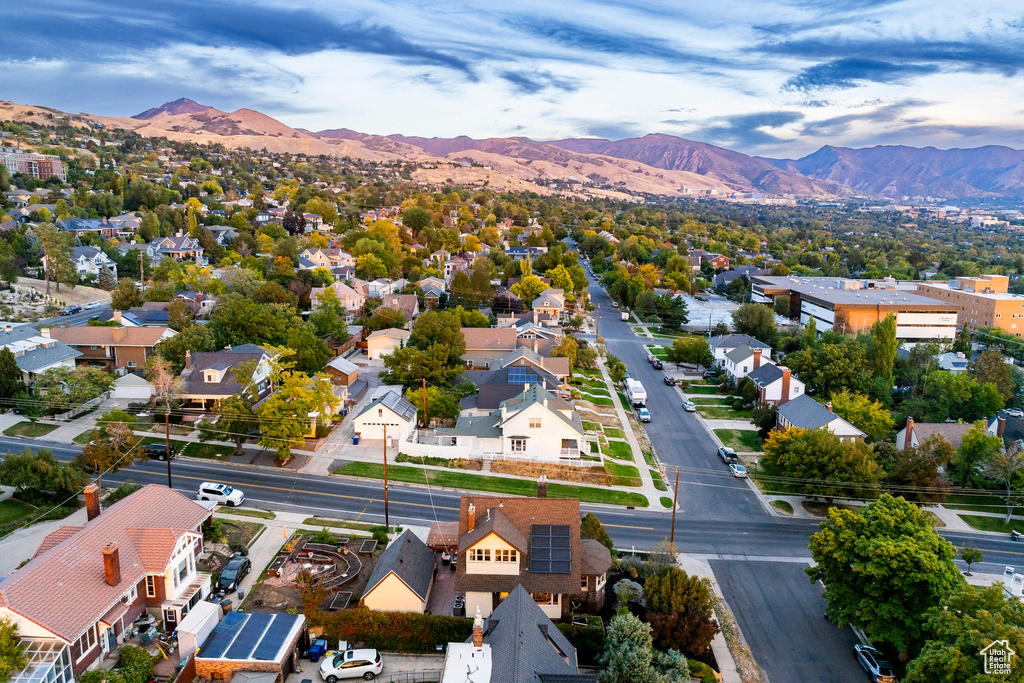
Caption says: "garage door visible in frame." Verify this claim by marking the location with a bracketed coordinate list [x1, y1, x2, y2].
[112, 385, 153, 400]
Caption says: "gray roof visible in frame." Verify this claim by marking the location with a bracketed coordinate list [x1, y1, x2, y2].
[0, 325, 80, 374]
[71, 246, 102, 260]
[777, 394, 846, 430]
[458, 508, 528, 554]
[708, 334, 772, 351]
[723, 345, 756, 364]
[483, 585, 581, 683]
[180, 348, 267, 397]
[746, 363, 784, 386]
[356, 390, 417, 422]
[363, 529, 436, 601]
[437, 413, 503, 439]
[751, 275, 955, 308]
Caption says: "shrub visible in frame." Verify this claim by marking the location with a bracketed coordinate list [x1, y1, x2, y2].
[557, 622, 605, 665]
[370, 526, 390, 545]
[310, 608, 472, 653]
[701, 674, 718, 683]
[732, 398, 745, 411]
[102, 481, 142, 507]
[688, 660, 718, 679]
[229, 541, 248, 556]
[205, 519, 227, 544]
[311, 528, 335, 544]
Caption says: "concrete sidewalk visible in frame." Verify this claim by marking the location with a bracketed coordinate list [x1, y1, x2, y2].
[677, 554, 747, 683]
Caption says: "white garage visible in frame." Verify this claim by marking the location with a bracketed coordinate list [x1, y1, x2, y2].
[353, 390, 418, 441]
[112, 371, 154, 400]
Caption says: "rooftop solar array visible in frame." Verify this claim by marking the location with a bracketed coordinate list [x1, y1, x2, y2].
[530, 524, 571, 574]
[380, 391, 418, 420]
[507, 367, 541, 386]
[199, 611, 302, 661]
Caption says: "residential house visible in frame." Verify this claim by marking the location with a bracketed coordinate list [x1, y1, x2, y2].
[746, 364, 803, 406]
[0, 485, 212, 678]
[421, 284, 444, 309]
[776, 394, 866, 441]
[71, 247, 117, 280]
[896, 417, 975, 451]
[406, 384, 583, 462]
[176, 291, 216, 317]
[460, 364, 566, 416]
[495, 310, 559, 330]
[691, 249, 730, 270]
[721, 345, 769, 381]
[708, 334, 773, 367]
[300, 248, 355, 270]
[439, 584, 596, 683]
[194, 612, 305, 682]
[712, 265, 768, 290]
[97, 306, 170, 327]
[935, 351, 971, 373]
[352, 390, 418, 442]
[597, 230, 619, 244]
[48, 326, 175, 373]
[146, 236, 203, 264]
[366, 328, 411, 360]
[367, 278, 409, 298]
[530, 288, 565, 318]
[492, 290, 523, 315]
[179, 344, 275, 410]
[500, 346, 570, 383]
[380, 294, 420, 327]
[206, 226, 239, 246]
[311, 281, 364, 314]
[302, 212, 323, 230]
[462, 328, 518, 369]
[59, 217, 118, 239]
[417, 276, 447, 293]
[111, 371, 154, 401]
[324, 356, 358, 386]
[454, 495, 611, 620]
[0, 325, 80, 384]
[360, 530, 436, 613]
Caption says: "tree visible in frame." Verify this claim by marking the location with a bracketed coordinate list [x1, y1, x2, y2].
[401, 207, 433, 237]
[258, 371, 338, 463]
[871, 313, 898, 388]
[199, 394, 256, 455]
[959, 543, 982, 576]
[807, 493, 962, 661]
[0, 448, 87, 499]
[154, 324, 217, 372]
[383, 344, 464, 388]
[613, 579, 645, 606]
[761, 427, 882, 501]
[969, 348, 1016, 402]
[731, 303, 776, 345]
[951, 323, 972, 355]
[551, 335, 579, 368]
[510, 274, 548, 306]
[34, 366, 114, 411]
[148, 358, 183, 466]
[286, 325, 332, 374]
[828, 390, 894, 441]
[750, 404, 778, 438]
[80, 429, 135, 489]
[903, 584, 1024, 683]
[363, 306, 407, 334]
[409, 310, 467, 357]
[785, 337, 871, 397]
[955, 420, 1003, 487]
[0, 617, 27, 683]
[885, 434, 953, 502]
[35, 223, 75, 294]
[97, 267, 117, 291]
[599, 612, 662, 683]
[665, 337, 712, 369]
[167, 298, 194, 331]
[0, 348, 25, 406]
[111, 278, 144, 311]
[581, 512, 613, 549]
[404, 385, 460, 424]
[988, 441, 1024, 522]
[643, 568, 720, 656]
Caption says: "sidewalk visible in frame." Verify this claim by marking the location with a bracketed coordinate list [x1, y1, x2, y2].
[677, 554, 748, 683]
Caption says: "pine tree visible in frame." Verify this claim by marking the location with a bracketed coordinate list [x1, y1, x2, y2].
[0, 348, 25, 404]
[952, 323, 972, 355]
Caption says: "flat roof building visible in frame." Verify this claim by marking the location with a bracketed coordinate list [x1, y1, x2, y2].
[916, 275, 1024, 335]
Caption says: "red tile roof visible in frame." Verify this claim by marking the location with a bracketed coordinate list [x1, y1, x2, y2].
[32, 526, 84, 558]
[0, 485, 211, 642]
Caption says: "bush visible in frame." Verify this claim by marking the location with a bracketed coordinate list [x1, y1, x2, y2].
[102, 481, 142, 507]
[689, 660, 718, 679]
[370, 526, 390, 545]
[229, 541, 248, 556]
[205, 519, 227, 544]
[557, 622, 605, 665]
[311, 608, 472, 653]
[701, 674, 718, 683]
[311, 528, 335, 544]
[732, 398, 745, 410]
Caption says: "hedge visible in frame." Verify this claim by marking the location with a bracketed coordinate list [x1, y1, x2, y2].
[689, 659, 719, 680]
[309, 608, 473, 653]
[557, 622, 605, 665]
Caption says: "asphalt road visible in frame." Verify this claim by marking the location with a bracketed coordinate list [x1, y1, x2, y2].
[710, 560, 864, 683]
[37, 301, 111, 327]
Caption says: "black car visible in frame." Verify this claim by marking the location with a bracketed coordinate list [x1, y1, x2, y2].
[854, 644, 896, 682]
[216, 557, 252, 592]
[663, 376, 676, 386]
[60, 305, 81, 316]
[143, 443, 176, 461]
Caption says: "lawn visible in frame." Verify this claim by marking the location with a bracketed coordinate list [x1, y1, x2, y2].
[661, 496, 674, 508]
[333, 462, 648, 507]
[686, 386, 723, 395]
[642, 448, 656, 467]
[182, 442, 237, 460]
[714, 429, 763, 452]
[697, 407, 752, 420]
[770, 500, 794, 515]
[73, 429, 97, 444]
[960, 514, 1022, 534]
[644, 345, 668, 358]
[574, 377, 607, 389]
[603, 440, 634, 461]
[651, 470, 667, 491]
[581, 387, 610, 397]
[691, 397, 736, 406]
[218, 506, 275, 519]
[603, 427, 626, 439]
[3, 421, 58, 438]
[581, 395, 614, 406]
[802, 501, 860, 517]
[944, 492, 1012, 514]
[582, 421, 601, 432]
[616, 391, 631, 410]
[0, 498, 35, 524]
[604, 460, 642, 487]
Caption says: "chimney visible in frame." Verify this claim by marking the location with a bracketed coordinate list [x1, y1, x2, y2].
[903, 416, 914, 450]
[538, 475, 548, 498]
[998, 416, 1007, 438]
[40, 327, 50, 338]
[826, 401, 833, 413]
[185, 350, 192, 369]
[533, 310, 538, 324]
[3, 325, 10, 333]
[753, 348, 761, 370]
[532, 338, 538, 353]
[113, 326, 127, 343]
[472, 609, 484, 648]
[84, 483, 100, 521]
[113, 310, 122, 323]
[779, 368, 791, 406]
[467, 503, 476, 532]
[102, 543, 121, 586]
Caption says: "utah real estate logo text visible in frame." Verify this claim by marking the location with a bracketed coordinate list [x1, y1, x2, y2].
[981, 639, 1015, 675]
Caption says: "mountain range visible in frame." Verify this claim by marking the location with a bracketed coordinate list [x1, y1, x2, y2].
[3, 97, 1023, 200]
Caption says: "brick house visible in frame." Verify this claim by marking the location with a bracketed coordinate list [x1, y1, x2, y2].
[47, 326, 176, 373]
[0, 485, 212, 678]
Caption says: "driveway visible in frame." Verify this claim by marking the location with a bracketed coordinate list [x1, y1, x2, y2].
[710, 560, 864, 683]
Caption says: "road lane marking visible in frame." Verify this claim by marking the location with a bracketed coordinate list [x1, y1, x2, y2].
[602, 523, 655, 531]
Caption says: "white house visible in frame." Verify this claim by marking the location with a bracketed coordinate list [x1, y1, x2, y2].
[71, 247, 117, 279]
[745, 364, 803, 406]
[776, 394, 866, 441]
[353, 390, 418, 442]
[708, 334, 773, 367]
[721, 345, 770, 381]
[366, 328, 411, 360]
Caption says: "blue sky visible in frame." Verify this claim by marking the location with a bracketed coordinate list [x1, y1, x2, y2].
[3, 0, 1024, 157]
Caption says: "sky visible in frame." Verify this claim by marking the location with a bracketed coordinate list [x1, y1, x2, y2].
[3, 0, 1024, 157]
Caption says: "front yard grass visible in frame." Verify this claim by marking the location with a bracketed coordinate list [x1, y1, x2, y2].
[686, 385, 723, 395]
[581, 395, 614, 406]
[616, 391, 630, 410]
[604, 460, 642, 487]
[697, 406, 752, 420]
[944, 492, 1011, 514]
[73, 429, 97, 444]
[582, 420, 601, 432]
[603, 440, 634, 461]
[960, 514, 1021, 534]
[651, 470, 667, 491]
[603, 427, 626, 439]
[218, 506, 276, 519]
[574, 377, 607, 389]
[3, 421, 58, 438]
[182, 442, 236, 460]
[0, 498, 35, 524]
[691, 397, 736, 406]
[714, 429, 763, 452]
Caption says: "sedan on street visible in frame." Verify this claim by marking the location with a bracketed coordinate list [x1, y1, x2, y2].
[854, 644, 896, 683]
[729, 463, 747, 478]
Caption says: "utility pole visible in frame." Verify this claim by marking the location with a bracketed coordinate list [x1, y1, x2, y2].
[670, 467, 680, 546]
[595, 303, 599, 337]
[383, 424, 390, 530]
[165, 405, 172, 488]
[422, 378, 427, 428]
[140, 252, 145, 296]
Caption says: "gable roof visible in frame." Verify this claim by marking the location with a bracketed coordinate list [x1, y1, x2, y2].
[0, 485, 210, 642]
[363, 530, 437, 601]
[355, 390, 418, 423]
[723, 345, 757, 364]
[746, 363, 784, 385]
[458, 508, 528, 554]
[777, 394, 864, 435]
[907, 421, 975, 450]
[708, 333, 772, 351]
[325, 356, 358, 375]
[366, 328, 411, 342]
[180, 347, 269, 397]
[463, 327, 517, 351]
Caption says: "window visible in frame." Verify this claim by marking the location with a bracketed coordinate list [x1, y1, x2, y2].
[74, 626, 96, 661]
[127, 361, 136, 368]
[529, 418, 541, 429]
[176, 557, 189, 586]
[581, 576, 589, 590]
[469, 548, 490, 562]
[495, 549, 517, 563]
[532, 593, 556, 605]
[511, 439, 526, 453]
[146, 575, 157, 597]
[122, 584, 137, 604]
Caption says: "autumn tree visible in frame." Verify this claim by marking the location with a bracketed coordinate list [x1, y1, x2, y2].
[257, 371, 338, 463]
[828, 390, 894, 441]
[643, 567, 720, 657]
[808, 493, 962, 661]
[199, 394, 257, 455]
[551, 335, 579, 368]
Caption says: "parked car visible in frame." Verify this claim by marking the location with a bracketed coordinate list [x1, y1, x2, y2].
[718, 446, 737, 463]
[663, 375, 677, 386]
[636, 407, 651, 422]
[702, 370, 717, 380]
[1005, 408, 1024, 418]
[196, 482, 245, 506]
[143, 442, 176, 461]
[60, 304, 81, 316]
[729, 463, 747, 478]
[854, 644, 896, 683]
[11, 405, 24, 415]
[216, 556, 252, 592]
[320, 649, 383, 681]
[611, 302, 619, 308]
[684, 401, 696, 412]
[652, 360, 663, 370]
[84, 301, 102, 310]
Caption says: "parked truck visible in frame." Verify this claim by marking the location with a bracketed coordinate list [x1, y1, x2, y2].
[620, 311, 630, 322]
[624, 378, 648, 407]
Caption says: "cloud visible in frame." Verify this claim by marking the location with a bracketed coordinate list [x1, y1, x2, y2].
[784, 58, 942, 91]
[797, 100, 929, 137]
[498, 70, 580, 95]
[690, 110, 806, 148]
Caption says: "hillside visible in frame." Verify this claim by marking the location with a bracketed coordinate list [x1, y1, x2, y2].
[133, 97, 213, 120]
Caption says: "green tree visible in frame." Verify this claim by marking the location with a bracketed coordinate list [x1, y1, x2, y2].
[599, 612, 663, 683]
[969, 349, 1016, 402]
[199, 394, 256, 455]
[807, 493, 962, 661]
[208, 293, 303, 347]
[0, 617, 27, 683]
[551, 335, 579, 368]
[257, 371, 338, 463]
[828, 390, 894, 441]
[643, 568, 720, 656]
[286, 325, 332, 374]
[665, 337, 712, 369]
[785, 337, 870, 396]
[988, 442, 1024, 522]
[79, 428, 136, 489]
[383, 344, 464, 388]
[510, 274, 548, 306]
[0, 348, 25, 405]
[401, 207, 433, 237]
[35, 223, 75, 295]
[154, 323, 217, 372]
[404, 385, 460, 423]
[97, 267, 117, 291]
[0, 448, 87, 498]
[871, 313, 898, 388]
[111, 278, 144, 311]
[955, 420, 1003, 487]
[580, 512, 613, 550]
[34, 366, 115, 411]
[731, 303, 776, 345]
[167, 298, 194, 331]
[761, 427, 882, 501]
[959, 543, 983, 576]
[885, 434, 954, 503]
[951, 323, 972, 355]
[363, 306, 407, 334]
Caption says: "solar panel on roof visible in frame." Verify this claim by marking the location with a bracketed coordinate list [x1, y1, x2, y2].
[199, 611, 246, 659]
[530, 524, 571, 574]
[225, 611, 273, 660]
[252, 613, 299, 661]
[507, 368, 540, 385]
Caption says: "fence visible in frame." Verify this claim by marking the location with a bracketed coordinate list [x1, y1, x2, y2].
[378, 671, 442, 683]
[53, 393, 108, 421]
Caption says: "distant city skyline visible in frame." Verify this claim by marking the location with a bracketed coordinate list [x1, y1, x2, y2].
[4, 1, 1024, 157]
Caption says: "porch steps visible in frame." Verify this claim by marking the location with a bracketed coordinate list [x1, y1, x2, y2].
[481, 459, 493, 472]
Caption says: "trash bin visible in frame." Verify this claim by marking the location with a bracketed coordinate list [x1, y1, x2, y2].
[341, 407, 348, 417]
[352, 434, 360, 445]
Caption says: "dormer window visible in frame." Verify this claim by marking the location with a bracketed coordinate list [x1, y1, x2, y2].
[205, 370, 220, 383]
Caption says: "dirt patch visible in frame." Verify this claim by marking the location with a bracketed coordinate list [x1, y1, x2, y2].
[577, 409, 622, 426]
[491, 460, 614, 486]
[16, 277, 109, 305]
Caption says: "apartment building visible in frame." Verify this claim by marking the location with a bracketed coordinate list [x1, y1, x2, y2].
[0, 148, 66, 182]
[916, 275, 1024, 335]
[751, 275, 959, 341]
